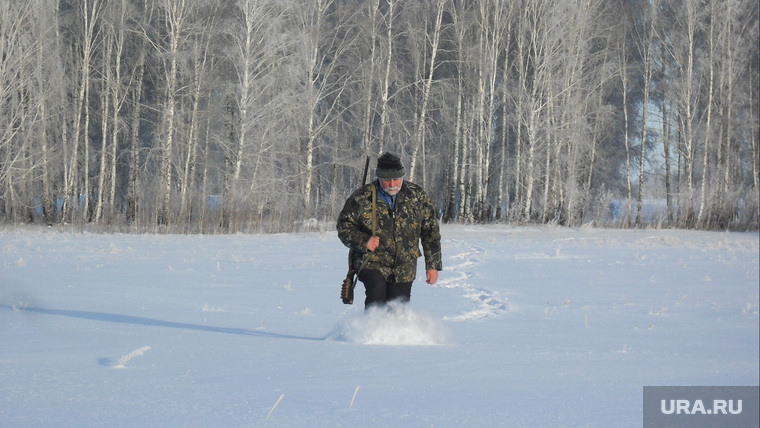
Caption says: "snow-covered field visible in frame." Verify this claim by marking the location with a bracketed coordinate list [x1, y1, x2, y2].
[1, 225, 758, 427]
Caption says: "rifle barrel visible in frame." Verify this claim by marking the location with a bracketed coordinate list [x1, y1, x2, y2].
[361, 155, 370, 185]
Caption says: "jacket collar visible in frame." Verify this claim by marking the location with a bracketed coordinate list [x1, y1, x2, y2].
[375, 180, 406, 209]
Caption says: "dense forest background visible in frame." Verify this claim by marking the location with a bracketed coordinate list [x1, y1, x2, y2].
[1, 0, 758, 233]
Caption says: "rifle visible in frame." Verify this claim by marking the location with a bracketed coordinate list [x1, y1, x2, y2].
[341, 155, 371, 304]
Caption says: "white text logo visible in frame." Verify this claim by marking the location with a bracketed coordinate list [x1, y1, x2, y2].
[661, 399, 742, 415]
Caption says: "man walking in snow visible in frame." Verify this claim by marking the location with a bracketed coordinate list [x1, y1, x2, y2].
[337, 152, 442, 308]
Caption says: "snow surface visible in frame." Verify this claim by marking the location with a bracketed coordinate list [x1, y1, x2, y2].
[1, 224, 758, 427]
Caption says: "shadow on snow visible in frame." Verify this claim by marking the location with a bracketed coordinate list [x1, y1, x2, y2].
[1, 305, 327, 342]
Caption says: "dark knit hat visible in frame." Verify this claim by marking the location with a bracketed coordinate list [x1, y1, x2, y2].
[376, 152, 405, 179]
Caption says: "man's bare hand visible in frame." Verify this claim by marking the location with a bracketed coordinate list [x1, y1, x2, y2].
[367, 236, 380, 252]
[426, 269, 438, 284]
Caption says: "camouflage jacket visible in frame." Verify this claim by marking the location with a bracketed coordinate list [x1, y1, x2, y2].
[337, 180, 442, 283]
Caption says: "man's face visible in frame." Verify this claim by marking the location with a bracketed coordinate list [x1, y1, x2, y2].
[379, 178, 403, 196]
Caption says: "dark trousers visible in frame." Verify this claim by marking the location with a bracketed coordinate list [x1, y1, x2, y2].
[358, 269, 412, 309]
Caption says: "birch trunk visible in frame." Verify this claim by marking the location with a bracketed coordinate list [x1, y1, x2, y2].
[620, 42, 632, 226]
[697, 3, 715, 226]
[497, 11, 513, 221]
[409, 0, 444, 183]
[108, 4, 126, 223]
[361, 0, 380, 153]
[377, 0, 395, 153]
[681, 0, 698, 225]
[127, 50, 145, 225]
[635, 0, 656, 227]
[94, 33, 113, 223]
[159, 0, 188, 226]
[443, 73, 463, 223]
[62, 0, 101, 223]
[180, 29, 212, 225]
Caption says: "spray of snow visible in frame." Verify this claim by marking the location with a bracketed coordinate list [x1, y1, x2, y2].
[114, 346, 151, 368]
[334, 301, 453, 346]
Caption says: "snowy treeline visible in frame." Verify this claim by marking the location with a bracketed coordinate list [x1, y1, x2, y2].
[0, 0, 757, 232]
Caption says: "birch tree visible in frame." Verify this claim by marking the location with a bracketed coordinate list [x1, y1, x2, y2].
[633, 0, 657, 226]
[125, 1, 155, 226]
[521, 0, 552, 221]
[670, 0, 702, 226]
[60, 0, 104, 223]
[93, 29, 113, 224]
[177, 4, 217, 227]
[154, 0, 190, 226]
[408, 0, 445, 184]
[696, 0, 716, 227]
[377, 0, 397, 153]
[360, 0, 381, 154]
